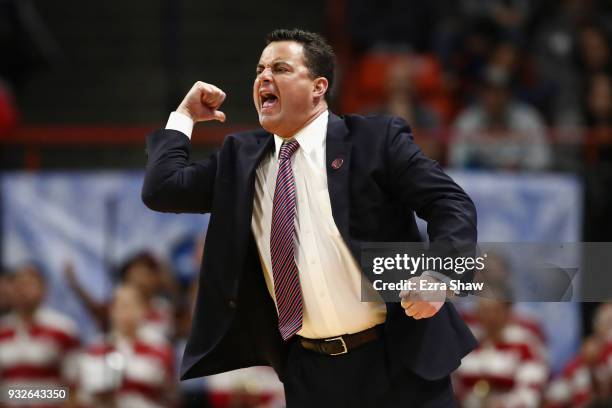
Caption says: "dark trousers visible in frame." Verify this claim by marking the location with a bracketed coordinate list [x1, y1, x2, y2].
[282, 327, 457, 407]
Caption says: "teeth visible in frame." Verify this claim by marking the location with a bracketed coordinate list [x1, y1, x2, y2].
[260, 92, 277, 100]
[260, 93, 277, 108]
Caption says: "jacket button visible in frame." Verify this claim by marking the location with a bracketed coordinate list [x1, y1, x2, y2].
[228, 300, 237, 309]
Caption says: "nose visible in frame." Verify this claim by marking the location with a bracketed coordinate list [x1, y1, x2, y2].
[258, 66, 273, 83]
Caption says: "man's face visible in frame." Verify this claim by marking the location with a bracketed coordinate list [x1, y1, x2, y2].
[253, 41, 325, 138]
[477, 299, 510, 338]
[110, 286, 145, 335]
[12, 267, 45, 313]
[482, 85, 509, 119]
[124, 261, 159, 297]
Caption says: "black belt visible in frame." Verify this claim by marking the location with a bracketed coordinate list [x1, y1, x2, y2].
[297, 326, 381, 356]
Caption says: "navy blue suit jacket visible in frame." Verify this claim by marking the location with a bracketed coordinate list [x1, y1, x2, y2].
[142, 112, 478, 382]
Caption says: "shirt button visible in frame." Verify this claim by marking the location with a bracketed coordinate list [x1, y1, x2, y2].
[305, 229, 311, 234]
[310, 259, 316, 265]
[319, 292, 325, 299]
[228, 300, 237, 309]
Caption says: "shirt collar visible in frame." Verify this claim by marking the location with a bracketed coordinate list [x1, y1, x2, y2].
[273, 110, 329, 160]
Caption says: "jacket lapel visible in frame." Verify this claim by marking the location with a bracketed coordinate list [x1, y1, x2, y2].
[244, 131, 275, 185]
[241, 130, 275, 222]
[325, 113, 352, 245]
[229, 131, 274, 289]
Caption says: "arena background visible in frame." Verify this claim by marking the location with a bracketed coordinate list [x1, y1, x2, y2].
[1, 0, 611, 407]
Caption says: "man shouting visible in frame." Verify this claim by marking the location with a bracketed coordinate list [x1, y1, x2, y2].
[142, 28, 477, 407]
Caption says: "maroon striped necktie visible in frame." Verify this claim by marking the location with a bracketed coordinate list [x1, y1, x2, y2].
[270, 139, 303, 340]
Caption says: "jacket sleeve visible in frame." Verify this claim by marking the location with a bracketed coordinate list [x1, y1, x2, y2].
[141, 129, 218, 214]
[386, 116, 478, 285]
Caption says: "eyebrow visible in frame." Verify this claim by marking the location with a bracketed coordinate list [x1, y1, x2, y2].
[256, 60, 292, 70]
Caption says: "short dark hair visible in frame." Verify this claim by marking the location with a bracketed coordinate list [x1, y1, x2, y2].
[12, 261, 48, 282]
[266, 28, 336, 101]
[117, 250, 161, 282]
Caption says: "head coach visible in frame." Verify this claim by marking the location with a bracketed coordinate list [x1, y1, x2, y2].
[142, 28, 478, 406]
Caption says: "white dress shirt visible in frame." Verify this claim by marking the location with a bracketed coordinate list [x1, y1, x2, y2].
[166, 110, 386, 339]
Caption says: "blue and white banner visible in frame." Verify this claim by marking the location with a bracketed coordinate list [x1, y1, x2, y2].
[2, 172, 208, 341]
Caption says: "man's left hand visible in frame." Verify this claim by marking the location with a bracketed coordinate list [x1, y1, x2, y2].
[399, 276, 446, 319]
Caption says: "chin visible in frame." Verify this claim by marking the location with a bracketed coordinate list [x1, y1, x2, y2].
[259, 115, 280, 134]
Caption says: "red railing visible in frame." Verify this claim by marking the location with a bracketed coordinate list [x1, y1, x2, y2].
[1, 124, 610, 169]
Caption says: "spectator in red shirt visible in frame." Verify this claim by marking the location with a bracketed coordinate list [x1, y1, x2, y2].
[0, 263, 81, 407]
[455, 299, 549, 407]
[545, 303, 612, 407]
[77, 284, 175, 408]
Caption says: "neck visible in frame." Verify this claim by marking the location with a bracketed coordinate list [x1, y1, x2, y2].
[115, 326, 138, 340]
[280, 102, 328, 138]
[18, 307, 37, 323]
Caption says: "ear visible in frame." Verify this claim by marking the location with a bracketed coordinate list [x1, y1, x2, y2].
[312, 77, 329, 100]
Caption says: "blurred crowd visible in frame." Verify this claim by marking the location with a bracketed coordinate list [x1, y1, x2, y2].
[2, 251, 612, 407]
[0, 249, 285, 408]
[342, 0, 612, 173]
[453, 298, 612, 408]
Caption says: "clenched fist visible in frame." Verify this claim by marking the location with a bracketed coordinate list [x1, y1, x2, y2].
[399, 276, 446, 319]
[177, 81, 227, 123]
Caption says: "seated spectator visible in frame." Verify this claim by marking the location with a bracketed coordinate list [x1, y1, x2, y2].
[117, 253, 176, 340]
[65, 251, 176, 339]
[545, 303, 612, 407]
[577, 24, 611, 77]
[450, 66, 552, 170]
[454, 299, 549, 407]
[471, 252, 515, 301]
[0, 263, 81, 406]
[363, 56, 443, 160]
[379, 56, 442, 129]
[463, 253, 547, 357]
[77, 284, 175, 408]
[531, 0, 602, 126]
[585, 74, 612, 157]
[555, 24, 612, 128]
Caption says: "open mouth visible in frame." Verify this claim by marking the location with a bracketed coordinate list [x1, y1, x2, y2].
[260, 91, 279, 111]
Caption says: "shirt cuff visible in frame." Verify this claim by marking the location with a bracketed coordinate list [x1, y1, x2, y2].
[165, 111, 194, 139]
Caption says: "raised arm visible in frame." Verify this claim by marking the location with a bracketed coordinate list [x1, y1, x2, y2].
[141, 81, 227, 214]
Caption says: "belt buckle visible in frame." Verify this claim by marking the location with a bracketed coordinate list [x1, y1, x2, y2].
[325, 336, 348, 355]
